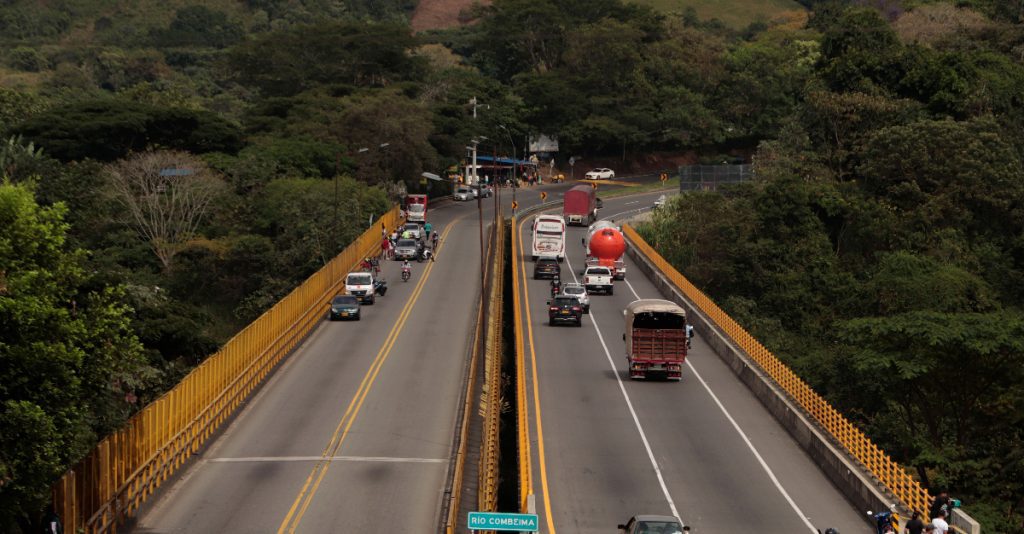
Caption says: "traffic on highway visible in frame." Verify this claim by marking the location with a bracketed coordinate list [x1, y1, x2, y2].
[129, 174, 870, 533]
[514, 187, 869, 533]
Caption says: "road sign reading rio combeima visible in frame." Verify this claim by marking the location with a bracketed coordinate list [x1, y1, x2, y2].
[468, 512, 539, 532]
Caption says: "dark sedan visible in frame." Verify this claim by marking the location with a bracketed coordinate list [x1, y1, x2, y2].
[328, 295, 361, 321]
[547, 296, 583, 327]
[533, 257, 561, 280]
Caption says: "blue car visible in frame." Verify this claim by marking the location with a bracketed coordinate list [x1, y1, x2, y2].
[329, 295, 361, 321]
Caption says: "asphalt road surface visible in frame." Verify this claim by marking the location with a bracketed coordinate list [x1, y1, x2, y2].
[130, 176, 872, 533]
[132, 199, 487, 533]
[514, 191, 872, 533]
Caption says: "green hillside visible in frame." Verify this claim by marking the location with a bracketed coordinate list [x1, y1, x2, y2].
[634, 0, 806, 28]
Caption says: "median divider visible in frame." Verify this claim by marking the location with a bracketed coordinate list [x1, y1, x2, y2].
[52, 207, 403, 534]
[622, 224, 981, 533]
[478, 210, 506, 514]
[511, 216, 532, 513]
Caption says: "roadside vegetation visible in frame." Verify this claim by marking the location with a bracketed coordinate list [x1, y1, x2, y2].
[638, 2, 1024, 531]
[1, 0, 1022, 531]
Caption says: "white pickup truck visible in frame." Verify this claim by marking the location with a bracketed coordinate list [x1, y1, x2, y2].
[583, 266, 614, 295]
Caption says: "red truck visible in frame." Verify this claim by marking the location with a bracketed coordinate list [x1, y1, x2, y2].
[562, 185, 597, 226]
[405, 194, 427, 222]
[624, 299, 689, 380]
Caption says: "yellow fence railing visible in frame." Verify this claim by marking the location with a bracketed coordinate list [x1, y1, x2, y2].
[53, 207, 403, 534]
[444, 212, 502, 533]
[512, 216, 532, 513]
[623, 224, 932, 516]
[478, 212, 505, 513]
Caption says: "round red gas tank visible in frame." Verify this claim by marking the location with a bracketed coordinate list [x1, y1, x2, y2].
[588, 228, 626, 260]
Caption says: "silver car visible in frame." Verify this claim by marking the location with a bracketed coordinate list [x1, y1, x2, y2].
[393, 238, 421, 260]
[618, 515, 689, 534]
[453, 186, 472, 201]
[561, 282, 590, 313]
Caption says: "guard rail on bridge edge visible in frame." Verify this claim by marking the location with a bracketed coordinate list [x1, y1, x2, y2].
[52, 207, 404, 534]
[621, 224, 980, 534]
[442, 209, 504, 533]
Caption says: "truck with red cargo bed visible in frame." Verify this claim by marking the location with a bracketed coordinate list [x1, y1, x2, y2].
[562, 185, 597, 226]
[624, 299, 689, 380]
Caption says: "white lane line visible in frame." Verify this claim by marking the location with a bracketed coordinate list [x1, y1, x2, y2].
[622, 278, 817, 532]
[210, 456, 448, 464]
[625, 201, 638, 205]
[564, 255, 682, 521]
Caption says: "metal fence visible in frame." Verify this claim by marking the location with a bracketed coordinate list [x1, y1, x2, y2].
[478, 211, 505, 515]
[679, 164, 754, 191]
[53, 207, 404, 534]
[622, 224, 933, 517]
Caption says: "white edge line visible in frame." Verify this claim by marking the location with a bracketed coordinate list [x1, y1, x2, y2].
[622, 277, 817, 532]
[564, 254, 682, 521]
[210, 456, 448, 464]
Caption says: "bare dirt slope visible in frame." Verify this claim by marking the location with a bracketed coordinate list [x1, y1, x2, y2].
[411, 0, 489, 32]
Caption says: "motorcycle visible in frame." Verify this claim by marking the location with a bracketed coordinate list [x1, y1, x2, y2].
[374, 279, 388, 297]
[401, 267, 411, 282]
[550, 281, 561, 298]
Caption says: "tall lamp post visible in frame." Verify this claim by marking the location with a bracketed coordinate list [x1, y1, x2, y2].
[499, 125, 517, 216]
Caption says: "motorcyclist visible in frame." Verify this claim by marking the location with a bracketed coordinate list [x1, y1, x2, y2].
[401, 260, 412, 281]
[422, 248, 434, 262]
[550, 275, 561, 297]
[431, 231, 439, 249]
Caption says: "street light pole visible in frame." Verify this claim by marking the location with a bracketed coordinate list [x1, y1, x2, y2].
[500, 125, 517, 216]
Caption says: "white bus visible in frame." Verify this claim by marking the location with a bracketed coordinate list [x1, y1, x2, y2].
[531, 214, 566, 262]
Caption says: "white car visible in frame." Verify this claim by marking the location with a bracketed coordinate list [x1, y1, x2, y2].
[584, 168, 615, 180]
[453, 186, 472, 201]
[561, 282, 590, 313]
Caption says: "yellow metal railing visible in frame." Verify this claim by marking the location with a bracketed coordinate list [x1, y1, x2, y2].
[445, 213, 502, 533]
[53, 207, 403, 533]
[512, 216, 532, 513]
[623, 224, 932, 516]
[478, 213, 505, 513]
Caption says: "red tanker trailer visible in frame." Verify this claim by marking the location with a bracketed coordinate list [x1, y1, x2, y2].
[584, 222, 627, 280]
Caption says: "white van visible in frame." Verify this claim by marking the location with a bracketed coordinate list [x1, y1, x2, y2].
[531, 214, 566, 262]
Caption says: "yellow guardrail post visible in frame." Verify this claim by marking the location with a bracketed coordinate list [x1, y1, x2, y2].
[53, 207, 403, 533]
[478, 212, 505, 513]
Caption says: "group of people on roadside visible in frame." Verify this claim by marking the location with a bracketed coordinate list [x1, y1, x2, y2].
[900, 492, 957, 534]
[380, 221, 437, 262]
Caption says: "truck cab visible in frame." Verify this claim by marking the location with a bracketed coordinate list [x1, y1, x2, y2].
[623, 299, 688, 380]
[405, 194, 427, 222]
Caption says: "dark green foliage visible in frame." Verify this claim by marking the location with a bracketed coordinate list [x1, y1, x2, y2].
[5, 46, 48, 72]
[150, 6, 245, 49]
[226, 21, 427, 97]
[0, 183, 155, 529]
[640, 4, 1024, 526]
[0, 6, 70, 39]
[14, 99, 243, 161]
